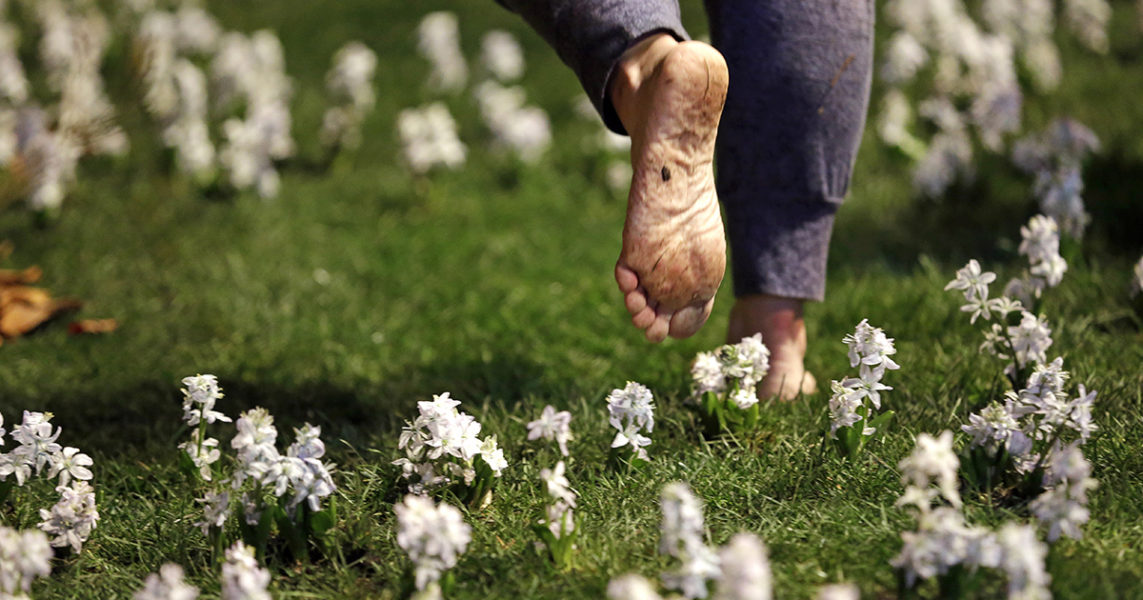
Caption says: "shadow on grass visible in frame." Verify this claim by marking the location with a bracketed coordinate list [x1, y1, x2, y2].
[24, 349, 562, 459]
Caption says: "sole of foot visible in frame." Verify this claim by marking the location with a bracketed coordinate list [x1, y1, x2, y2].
[612, 37, 729, 343]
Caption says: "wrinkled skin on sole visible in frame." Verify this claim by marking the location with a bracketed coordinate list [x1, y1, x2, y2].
[613, 40, 729, 343]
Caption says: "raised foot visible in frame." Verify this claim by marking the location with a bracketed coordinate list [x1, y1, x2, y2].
[611, 37, 729, 343]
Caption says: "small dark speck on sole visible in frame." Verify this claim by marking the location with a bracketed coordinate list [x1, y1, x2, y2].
[661, 166, 671, 181]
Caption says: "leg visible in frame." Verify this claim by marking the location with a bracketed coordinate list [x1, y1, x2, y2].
[705, 0, 875, 398]
[500, 1, 731, 342]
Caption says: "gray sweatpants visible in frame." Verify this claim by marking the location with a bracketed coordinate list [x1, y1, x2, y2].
[499, 0, 874, 301]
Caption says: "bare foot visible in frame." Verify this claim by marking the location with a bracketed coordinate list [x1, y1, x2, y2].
[609, 35, 729, 343]
[727, 295, 818, 401]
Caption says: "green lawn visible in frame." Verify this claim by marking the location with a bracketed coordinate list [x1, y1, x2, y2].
[1, 0, 1142, 598]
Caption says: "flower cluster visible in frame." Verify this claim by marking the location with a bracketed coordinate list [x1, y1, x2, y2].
[605, 382, 655, 464]
[877, 0, 1109, 199]
[1012, 119, 1101, 238]
[0, 526, 52, 596]
[417, 12, 467, 93]
[0, 411, 99, 554]
[693, 333, 771, 407]
[38, 480, 99, 553]
[397, 103, 467, 174]
[134, 7, 220, 183]
[1006, 215, 1068, 306]
[480, 31, 524, 83]
[395, 494, 472, 594]
[473, 80, 551, 163]
[892, 432, 1053, 599]
[828, 320, 899, 457]
[1030, 443, 1098, 541]
[946, 259, 1053, 384]
[659, 482, 720, 599]
[134, 564, 199, 600]
[394, 392, 507, 505]
[715, 533, 772, 600]
[214, 30, 295, 198]
[221, 541, 271, 600]
[611, 483, 790, 600]
[526, 405, 573, 457]
[690, 333, 771, 436]
[174, 375, 337, 562]
[178, 375, 231, 481]
[321, 41, 378, 151]
[533, 460, 577, 567]
[961, 356, 1098, 540]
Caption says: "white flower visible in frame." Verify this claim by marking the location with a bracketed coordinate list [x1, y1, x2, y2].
[181, 375, 230, 426]
[607, 574, 662, 600]
[1008, 311, 1053, 368]
[995, 523, 1051, 600]
[417, 12, 467, 92]
[660, 483, 720, 599]
[321, 41, 377, 150]
[891, 507, 997, 588]
[395, 495, 472, 591]
[47, 446, 93, 485]
[691, 351, 726, 395]
[828, 380, 865, 436]
[962, 403, 1020, 452]
[1032, 443, 1097, 541]
[9, 411, 62, 478]
[221, 542, 271, 600]
[1019, 215, 1061, 266]
[195, 490, 230, 535]
[526, 405, 573, 456]
[395, 393, 501, 494]
[179, 430, 221, 481]
[611, 424, 653, 461]
[897, 431, 961, 510]
[715, 533, 771, 600]
[38, 480, 99, 553]
[478, 436, 507, 475]
[882, 31, 928, 84]
[480, 31, 524, 82]
[540, 461, 576, 508]
[945, 259, 996, 302]
[728, 388, 758, 410]
[397, 103, 467, 174]
[0, 526, 52, 594]
[816, 584, 859, 600]
[607, 382, 655, 434]
[134, 563, 199, 600]
[473, 81, 551, 162]
[843, 320, 900, 377]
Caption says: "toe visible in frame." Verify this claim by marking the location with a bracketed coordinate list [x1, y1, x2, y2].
[625, 289, 648, 315]
[645, 311, 671, 343]
[615, 264, 639, 294]
[631, 305, 656, 329]
[668, 298, 714, 339]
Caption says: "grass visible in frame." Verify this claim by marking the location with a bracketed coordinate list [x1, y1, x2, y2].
[1, 0, 1142, 597]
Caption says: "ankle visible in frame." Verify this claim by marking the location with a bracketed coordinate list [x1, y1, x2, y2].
[608, 33, 678, 131]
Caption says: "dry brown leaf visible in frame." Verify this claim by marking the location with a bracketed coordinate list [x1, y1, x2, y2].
[0, 265, 42, 285]
[68, 318, 118, 335]
[0, 285, 53, 310]
[0, 297, 81, 338]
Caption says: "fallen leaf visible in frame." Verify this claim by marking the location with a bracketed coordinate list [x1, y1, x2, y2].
[69, 318, 118, 335]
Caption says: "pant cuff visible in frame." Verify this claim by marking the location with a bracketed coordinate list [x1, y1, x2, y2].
[727, 197, 840, 301]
